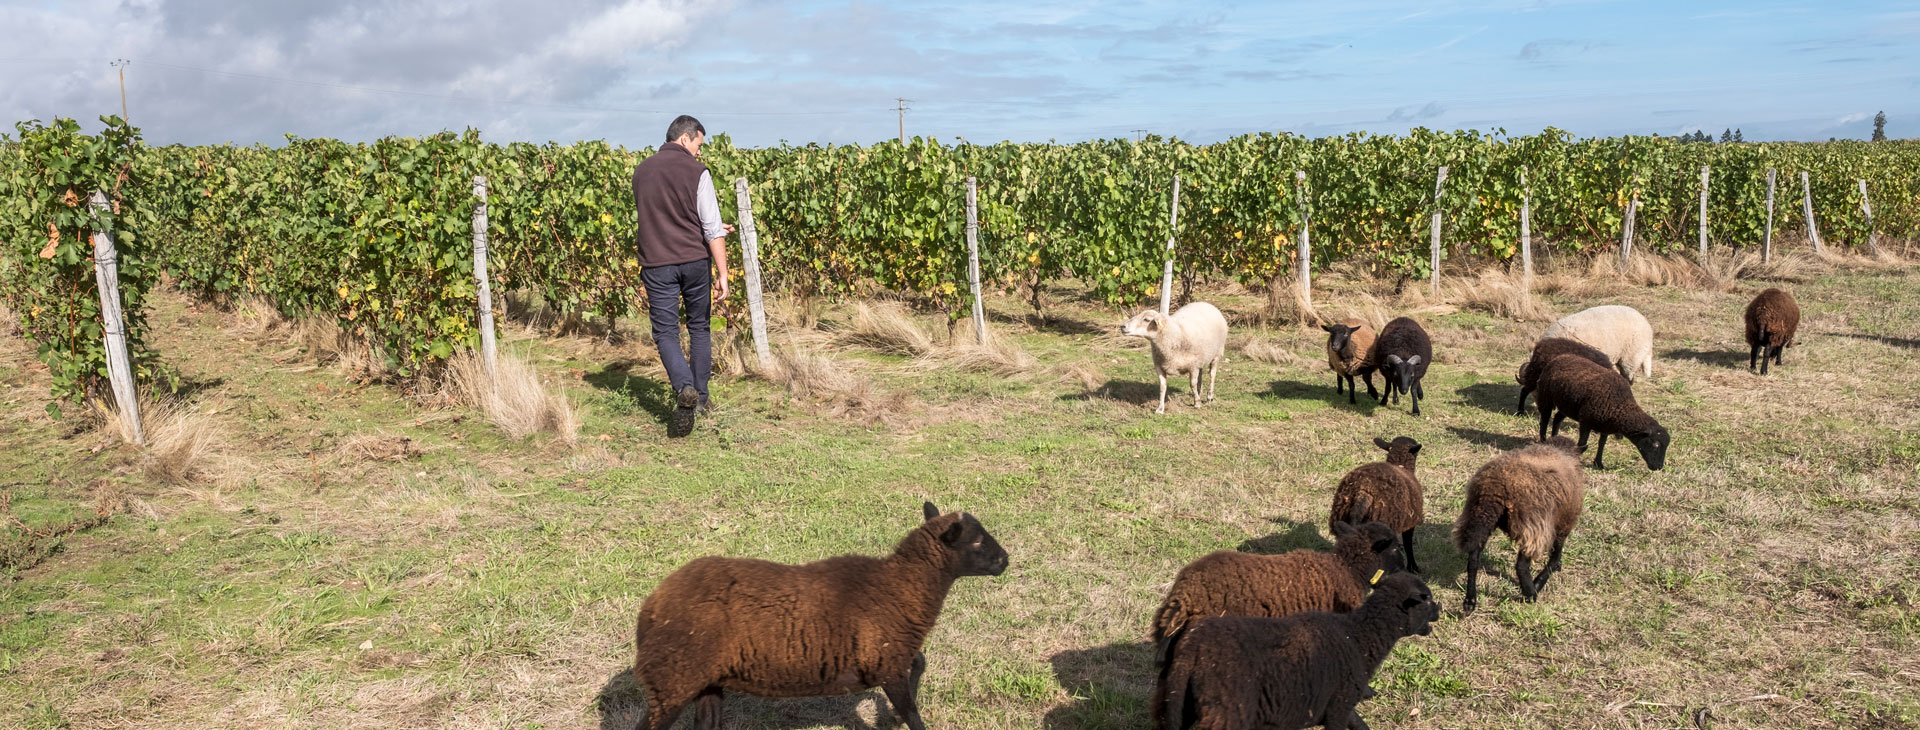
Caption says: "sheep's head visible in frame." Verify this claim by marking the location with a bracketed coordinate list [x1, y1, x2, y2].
[1370, 573, 1440, 637]
[1331, 519, 1405, 578]
[1372, 436, 1422, 470]
[1382, 354, 1423, 395]
[922, 501, 1009, 577]
[1625, 425, 1670, 472]
[1121, 310, 1164, 340]
[1322, 322, 1360, 355]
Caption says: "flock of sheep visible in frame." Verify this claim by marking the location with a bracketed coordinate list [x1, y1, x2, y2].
[619, 287, 1803, 730]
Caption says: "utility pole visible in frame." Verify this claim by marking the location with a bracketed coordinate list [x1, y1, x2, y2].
[1133, 129, 1149, 142]
[896, 98, 911, 144]
[110, 59, 130, 123]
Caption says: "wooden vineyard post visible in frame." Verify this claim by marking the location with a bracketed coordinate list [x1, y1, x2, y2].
[1520, 166, 1533, 289]
[88, 191, 143, 446]
[1619, 189, 1639, 265]
[1801, 171, 1824, 254]
[1763, 169, 1776, 263]
[1159, 174, 1181, 317]
[1698, 165, 1710, 257]
[1858, 179, 1879, 256]
[1295, 170, 1311, 313]
[965, 177, 986, 342]
[1429, 165, 1448, 296]
[471, 176, 497, 376]
[732, 178, 772, 369]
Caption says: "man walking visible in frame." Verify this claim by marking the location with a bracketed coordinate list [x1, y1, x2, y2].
[633, 115, 731, 437]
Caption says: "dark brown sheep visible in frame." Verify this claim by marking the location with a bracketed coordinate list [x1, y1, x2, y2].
[1149, 520, 1405, 649]
[630, 502, 1008, 730]
[1745, 287, 1801, 375]
[1368, 317, 1433, 415]
[1152, 573, 1440, 730]
[1515, 337, 1612, 415]
[1323, 318, 1378, 405]
[1327, 436, 1426, 573]
[1535, 354, 1670, 471]
[1453, 436, 1586, 614]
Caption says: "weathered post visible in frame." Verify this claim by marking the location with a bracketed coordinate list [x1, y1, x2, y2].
[1698, 165, 1710, 257]
[1159, 174, 1181, 317]
[1429, 165, 1448, 296]
[1763, 169, 1776, 263]
[1520, 165, 1533, 289]
[1295, 170, 1310, 312]
[1801, 171, 1823, 253]
[471, 176, 497, 376]
[1858, 179, 1879, 256]
[732, 178, 772, 369]
[965, 177, 986, 341]
[88, 191, 142, 446]
[1619, 190, 1639, 265]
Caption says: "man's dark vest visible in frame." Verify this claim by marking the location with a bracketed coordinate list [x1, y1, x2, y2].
[631, 142, 710, 267]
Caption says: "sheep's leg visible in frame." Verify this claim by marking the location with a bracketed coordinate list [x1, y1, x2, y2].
[1462, 547, 1483, 614]
[1206, 358, 1218, 402]
[1516, 385, 1532, 416]
[1749, 339, 1762, 372]
[641, 688, 697, 730]
[1537, 407, 1552, 443]
[1534, 537, 1567, 594]
[1402, 529, 1421, 574]
[1155, 373, 1168, 414]
[1325, 706, 1370, 730]
[1191, 369, 1203, 408]
[1760, 344, 1771, 375]
[1410, 380, 1423, 416]
[1774, 344, 1785, 366]
[882, 653, 929, 730]
[692, 687, 723, 730]
[1552, 411, 1570, 438]
[1515, 553, 1538, 602]
[1593, 432, 1608, 470]
[1363, 371, 1380, 402]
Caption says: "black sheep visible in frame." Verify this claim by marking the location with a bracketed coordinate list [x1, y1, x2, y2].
[1153, 573, 1440, 730]
[1368, 317, 1433, 416]
[1514, 337, 1612, 416]
[1744, 287, 1801, 375]
[1534, 354, 1670, 471]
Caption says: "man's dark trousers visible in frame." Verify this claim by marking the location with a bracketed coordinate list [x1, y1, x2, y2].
[642, 259, 712, 400]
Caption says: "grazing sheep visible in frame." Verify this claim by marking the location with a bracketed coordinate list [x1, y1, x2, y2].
[1745, 288, 1801, 375]
[1322, 318, 1378, 405]
[1150, 520, 1404, 649]
[1540, 305, 1654, 381]
[1535, 354, 1670, 471]
[1122, 302, 1229, 414]
[1152, 573, 1440, 730]
[630, 502, 1009, 730]
[1328, 437, 1427, 573]
[1368, 317, 1433, 416]
[1515, 337, 1613, 416]
[1453, 436, 1586, 614]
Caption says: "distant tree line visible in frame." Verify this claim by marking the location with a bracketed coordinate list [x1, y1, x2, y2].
[1679, 128, 1743, 143]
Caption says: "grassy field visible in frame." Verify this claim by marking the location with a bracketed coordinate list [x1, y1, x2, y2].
[2, 253, 1918, 730]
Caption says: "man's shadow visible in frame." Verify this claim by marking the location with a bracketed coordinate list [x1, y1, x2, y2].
[584, 369, 678, 427]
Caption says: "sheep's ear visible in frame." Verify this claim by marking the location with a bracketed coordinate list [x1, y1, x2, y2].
[1406, 355, 1422, 366]
[1321, 324, 1336, 333]
[939, 520, 966, 546]
[1330, 520, 1356, 539]
[1373, 437, 1392, 451]
[1372, 537, 1397, 554]
[923, 502, 940, 521]
[1409, 442, 1421, 455]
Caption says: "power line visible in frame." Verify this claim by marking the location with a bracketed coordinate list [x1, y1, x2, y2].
[897, 98, 912, 143]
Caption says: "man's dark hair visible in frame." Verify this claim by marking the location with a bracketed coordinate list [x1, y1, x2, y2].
[666, 115, 706, 144]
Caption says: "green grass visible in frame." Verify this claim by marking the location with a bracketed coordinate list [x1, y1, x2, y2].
[2, 260, 1918, 728]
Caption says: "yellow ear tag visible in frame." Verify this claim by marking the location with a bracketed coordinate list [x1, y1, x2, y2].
[1370, 569, 1384, 585]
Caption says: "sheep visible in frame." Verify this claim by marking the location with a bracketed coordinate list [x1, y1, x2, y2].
[1453, 436, 1586, 614]
[629, 502, 1008, 730]
[1534, 354, 1670, 471]
[1327, 436, 1426, 573]
[1122, 302, 1229, 414]
[1322, 318, 1378, 405]
[1514, 337, 1613, 416]
[1150, 520, 1404, 650]
[1367, 317, 1432, 416]
[1152, 573, 1440, 730]
[1540, 305, 1654, 381]
[1745, 288, 1801, 375]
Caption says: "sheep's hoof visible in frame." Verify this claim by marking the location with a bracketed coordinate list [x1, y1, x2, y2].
[1461, 599, 1477, 615]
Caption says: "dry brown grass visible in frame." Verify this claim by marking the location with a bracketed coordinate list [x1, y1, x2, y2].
[95, 396, 233, 485]
[445, 350, 579, 443]
[833, 301, 937, 356]
[334, 432, 425, 462]
[1237, 336, 1306, 366]
[230, 296, 292, 339]
[919, 323, 1038, 376]
[750, 342, 906, 424]
[1443, 267, 1558, 321]
[1263, 276, 1323, 327]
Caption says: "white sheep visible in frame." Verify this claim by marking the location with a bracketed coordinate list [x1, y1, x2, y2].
[1121, 302, 1228, 414]
[1539, 305, 1654, 381]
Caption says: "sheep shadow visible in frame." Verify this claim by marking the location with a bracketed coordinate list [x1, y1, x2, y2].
[1664, 347, 1746, 368]
[1043, 642, 1154, 730]
[1058, 379, 1160, 406]
[992, 310, 1109, 337]
[1259, 377, 1380, 414]
[1456, 382, 1522, 416]
[1828, 332, 1920, 350]
[597, 668, 893, 730]
[1235, 517, 1333, 555]
[1446, 426, 1535, 451]
[583, 369, 678, 427]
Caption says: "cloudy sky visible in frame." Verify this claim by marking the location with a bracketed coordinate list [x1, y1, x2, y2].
[2, 0, 1914, 147]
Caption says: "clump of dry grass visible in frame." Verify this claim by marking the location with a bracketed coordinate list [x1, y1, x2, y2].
[750, 343, 905, 424]
[231, 296, 292, 339]
[95, 396, 234, 485]
[446, 350, 579, 443]
[335, 432, 424, 462]
[1444, 267, 1558, 321]
[1693, 250, 1761, 292]
[1060, 362, 1106, 392]
[1237, 336, 1305, 366]
[1263, 276, 1322, 327]
[919, 323, 1037, 375]
[833, 301, 936, 356]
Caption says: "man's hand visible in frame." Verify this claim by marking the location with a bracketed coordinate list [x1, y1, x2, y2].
[723, 223, 736, 235]
[713, 275, 730, 301]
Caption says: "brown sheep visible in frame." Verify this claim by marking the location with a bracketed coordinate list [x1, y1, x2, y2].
[1453, 436, 1586, 614]
[1327, 436, 1426, 573]
[1515, 337, 1612, 416]
[1152, 573, 1440, 730]
[1535, 354, 1670, 471]
[1745, 287, 1801, 375]
[1149, 520, 1405, 650]
[1322, 318, 1378, 405]
[630, 502, 1008, 730]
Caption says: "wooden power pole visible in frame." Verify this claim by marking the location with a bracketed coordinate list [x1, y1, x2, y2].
[896, 98, 910, 144]
[110, 59, 130, 123]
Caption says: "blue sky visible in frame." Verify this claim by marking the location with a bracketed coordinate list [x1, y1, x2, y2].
[1, 0, 1914, 146]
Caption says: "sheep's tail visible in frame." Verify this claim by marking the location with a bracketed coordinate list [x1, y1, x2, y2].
[1451, 494, 1503, 555]
[632, 609, 653, 674]
[1329, 491, 1373, 530]
[1152, 621, 1196, 730]
[1509, 501, 1557, 561]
